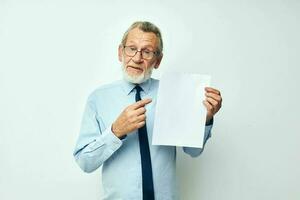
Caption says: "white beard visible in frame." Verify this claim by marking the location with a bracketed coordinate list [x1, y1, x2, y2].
[122, 66, 153, 84]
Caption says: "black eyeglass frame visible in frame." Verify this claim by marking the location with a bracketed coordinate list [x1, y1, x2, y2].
[123, 46, 160, 60]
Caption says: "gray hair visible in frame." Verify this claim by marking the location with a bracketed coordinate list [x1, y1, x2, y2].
[121, 21, 163, 55]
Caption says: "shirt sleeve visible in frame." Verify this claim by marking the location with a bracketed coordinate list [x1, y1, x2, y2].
[73, 98, 122, 173]
[182, 122, 213, 158]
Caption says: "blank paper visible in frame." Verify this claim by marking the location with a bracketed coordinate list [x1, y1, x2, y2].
[152, 72, 211, 148]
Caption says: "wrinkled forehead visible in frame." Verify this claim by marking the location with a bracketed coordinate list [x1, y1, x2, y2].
[126, 28, 159, 49]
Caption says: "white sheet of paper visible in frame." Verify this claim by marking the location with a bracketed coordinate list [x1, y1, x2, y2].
[152, 72, 211, 148]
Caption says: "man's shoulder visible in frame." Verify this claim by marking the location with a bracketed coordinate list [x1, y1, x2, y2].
[94, 79, 123, 91]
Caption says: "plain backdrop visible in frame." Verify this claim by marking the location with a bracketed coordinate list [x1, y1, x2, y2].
[0, 0, 299, 199]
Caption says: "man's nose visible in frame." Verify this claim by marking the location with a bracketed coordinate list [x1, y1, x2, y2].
[132, 51, 143, 63]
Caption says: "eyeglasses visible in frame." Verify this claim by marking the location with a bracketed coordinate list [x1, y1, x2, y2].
[123, 46, 159, 60]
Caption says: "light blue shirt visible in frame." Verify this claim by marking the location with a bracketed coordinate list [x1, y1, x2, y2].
[73, 78, 213, 200]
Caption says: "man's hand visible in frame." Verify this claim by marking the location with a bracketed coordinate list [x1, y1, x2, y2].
[112, 98, 152, 138]
[203, 87, 222, 124]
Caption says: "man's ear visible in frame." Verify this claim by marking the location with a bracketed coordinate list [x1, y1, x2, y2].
[118, 45, 123, 62]
[154, 53, 163, 69]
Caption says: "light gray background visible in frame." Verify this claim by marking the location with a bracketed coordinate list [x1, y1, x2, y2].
[0, 0, 299, 199]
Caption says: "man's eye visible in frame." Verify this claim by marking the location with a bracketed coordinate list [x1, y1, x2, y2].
[143, 50, 151, 54]
[129, 47, 137, 51]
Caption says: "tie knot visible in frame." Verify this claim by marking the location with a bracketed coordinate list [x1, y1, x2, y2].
[134, 85, 143, 93]
[134, 85, 143, 101]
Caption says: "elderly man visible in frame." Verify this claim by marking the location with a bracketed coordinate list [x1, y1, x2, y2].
[73, 21, 222, 200]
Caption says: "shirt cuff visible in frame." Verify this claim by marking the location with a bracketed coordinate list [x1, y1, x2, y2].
[99, 124, 123, 152]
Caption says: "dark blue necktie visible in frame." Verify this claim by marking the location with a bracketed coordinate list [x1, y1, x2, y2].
[135, 85, 155, 200]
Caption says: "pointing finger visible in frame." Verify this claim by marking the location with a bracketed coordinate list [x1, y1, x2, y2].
[132, 98, 152, 109]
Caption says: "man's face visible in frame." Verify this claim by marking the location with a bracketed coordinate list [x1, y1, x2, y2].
[118, 27, 162, 84]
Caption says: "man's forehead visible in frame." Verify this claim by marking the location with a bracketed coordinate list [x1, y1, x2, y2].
[126, 28, 158, 46]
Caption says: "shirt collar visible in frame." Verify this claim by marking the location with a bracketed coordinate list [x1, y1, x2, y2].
[121, 78, 152, 95]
